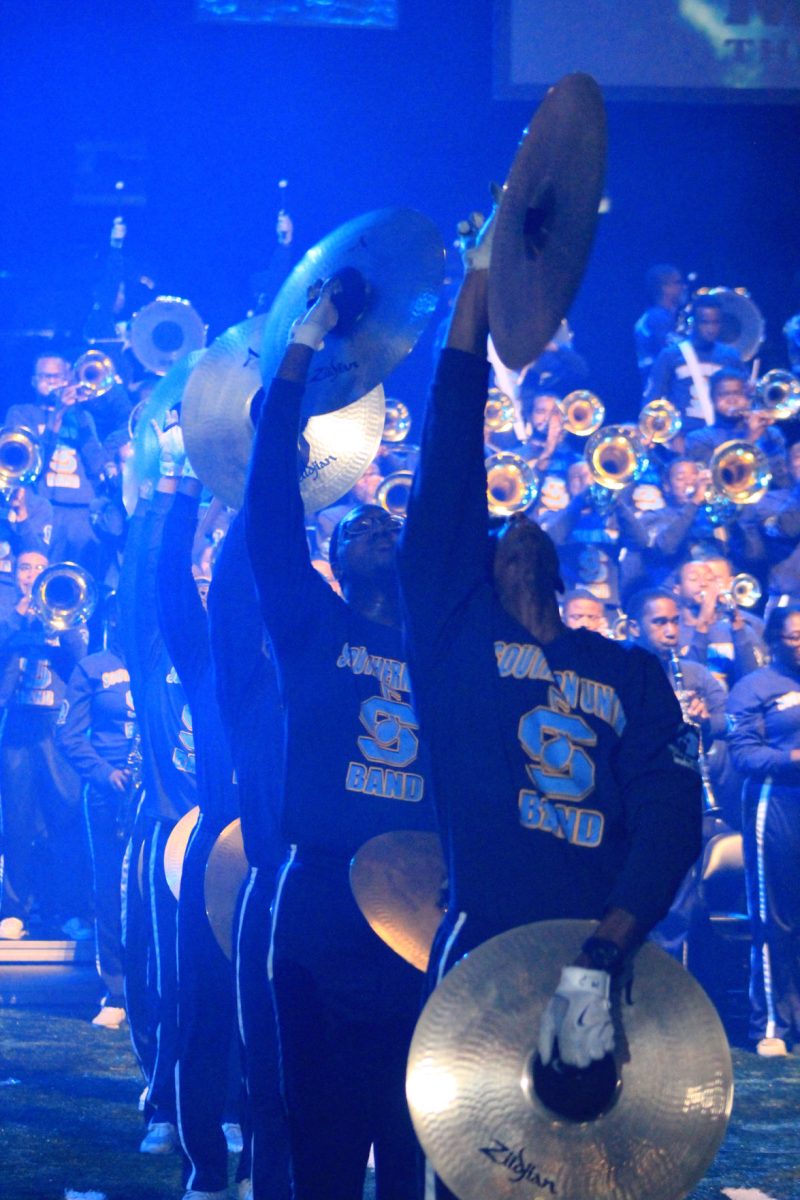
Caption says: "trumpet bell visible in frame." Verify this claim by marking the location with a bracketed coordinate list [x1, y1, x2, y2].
[31, 562, 97, 633]
[73, 349, 118, 398]
[0, 428, 42, 491]
[485, 452, 538, 516]
[484, 388, 516, 434]
[730, 573, 762, 609]
[560, 389, 604, 437]
[129, 296, 207, 376]
[376, 470, 414, 518]
[382, 400, 412, 443]
[710, 439, 771, 506]
[585, 424, 648, 491]
[755, 369, 800, 421]
[639, 398, 682, 444]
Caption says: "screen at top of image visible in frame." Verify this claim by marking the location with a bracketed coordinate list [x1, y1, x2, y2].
[196, 0, 397, 27]
[497, 0, 800, 96]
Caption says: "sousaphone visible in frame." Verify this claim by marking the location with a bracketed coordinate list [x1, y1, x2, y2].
[489, 73, 607, 370]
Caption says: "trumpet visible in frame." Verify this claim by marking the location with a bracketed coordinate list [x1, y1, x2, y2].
[584, 424, 648, 491]
[484, 388, 516, 435]
[485, 452, 538, 517]
[382, 400, 412, 443]
[0, 428, 42, 494]
[559, 390, 604, 437]
[29, 563, 97, 635]
[718, 572, 762, 612]
[49, 351, 119, 404]
[638, 398, 682, 445]
[753, 369, 800, 422]
[376, 470, 414, 518]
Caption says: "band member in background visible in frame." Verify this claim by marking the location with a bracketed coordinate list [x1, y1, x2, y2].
[153, 431, 249, 1200]
[397, 218, 702, 1198]
[208, 512, 291, 1200]
[561, 588, 608, 634]
[57, 595, 135, 1028]
[0, 548, 90, 941]
[633, 263, 685, 383]
[117, 441, 197, 1155]
[727, 604, 800, 1057]
[243, 282, 436, 1200]
[684, 367, 787, 485]
[676, 555, 766, 689]
[0, 486, 53, 618]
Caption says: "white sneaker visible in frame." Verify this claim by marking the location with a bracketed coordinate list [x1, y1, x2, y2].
[237, 1180, 253, 1200]
[139, 1120, 179, 1153]
[92, 1004, 126, 1030]
[0, 917, 27, 940]
[222, 1121, 243, 1154]
[181, 1191, 228, 1200]
[756, 1036, 789, 1057]
[61, 916, 93, 941]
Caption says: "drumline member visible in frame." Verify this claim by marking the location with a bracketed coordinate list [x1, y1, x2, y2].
[243, 283, 436, 1200]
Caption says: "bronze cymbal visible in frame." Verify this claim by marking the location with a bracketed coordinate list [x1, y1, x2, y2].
[163, 806, 200, 901]
[489, 73, 607, 370]
[350, 831, 447, 972]
[259, 208, 445, 417]
[132, 349, 206, 486]
[407, 919, 732, 1200]
[204, 818, 249, 961]
[181, 313, 386, 512]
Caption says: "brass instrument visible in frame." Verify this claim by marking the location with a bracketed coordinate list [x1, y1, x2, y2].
[719, 572, 762, 612]
[485, 452, 538, 516]
[608, 612, 631, 641]
[72, 349, 118, 398]
[129, 295, 207, 376]
[692, 286, 765, 361]
[382, 400, 412, 442]
[639, 398, 682, 444]
[668, 648, 719, 815]
[708, 439, 771, 507]
[559, 389, 604, 436]
[29, 562, 97, 634]
[0, 428, 42, 494]
[754, 369, 800, 421]
[484, 388, 515, 434]
[584, 423, 648, 491]
[376, 470, 413, 518]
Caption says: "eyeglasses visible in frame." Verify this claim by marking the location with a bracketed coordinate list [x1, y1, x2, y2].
[339, 513, 404, 540]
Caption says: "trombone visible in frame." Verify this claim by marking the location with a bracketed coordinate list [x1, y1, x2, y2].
[29, 563, 98, 635]
[382, 400, 412, 443]
[0, 428, 42, 495]
[753, 369, 800, 422]
[485, 452, 538, 517]
[484, 388, 516, 436]
[639, 398, 682, 445]
[559, 390, 604, 437]
[584, 424, 649, 492]
[376, 470, 414, 518]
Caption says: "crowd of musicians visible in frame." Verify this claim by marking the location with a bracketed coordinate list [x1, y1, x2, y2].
[0, 206, 798, 1200]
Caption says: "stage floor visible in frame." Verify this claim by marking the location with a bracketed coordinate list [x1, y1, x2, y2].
[0, 959, 797, 1200]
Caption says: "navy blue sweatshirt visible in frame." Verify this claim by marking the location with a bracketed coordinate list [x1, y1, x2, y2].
[157, 490, 238, 829]
[727, 662, 800, 788]
[57, 649, 135, 790]
[208, 513, 285, 871]
[243, 375, 435, 861]
[398, 349, 702, 937]
[6, 401, 106, 507]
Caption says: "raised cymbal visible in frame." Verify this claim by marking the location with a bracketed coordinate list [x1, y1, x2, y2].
[350, 831, 447, 972]
[204, 818, 249, 960]
[164, 806, 200, 901]
[259, 208, 444, 417]
[489, 73, 607, 370]
[132, 349, 206, 486]
[181, 313, 386, 512]
[407, 919, 732, 1200]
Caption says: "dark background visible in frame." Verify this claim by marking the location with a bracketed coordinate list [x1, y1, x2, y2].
[1, 0, 798, 426]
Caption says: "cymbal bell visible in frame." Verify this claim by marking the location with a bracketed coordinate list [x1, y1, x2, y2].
[350, 831, 446, 972]
[489, 73, 607, 370]
[407, 919, 732, 1200]
[163, 806, 200, 901]
[259, 207, 445, 417]
[204, 818, 249, 960]
[181, 313, 386, 512]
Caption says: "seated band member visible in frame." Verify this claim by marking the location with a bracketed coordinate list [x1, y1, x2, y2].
[397, 219, 702, 1199]
[243, 283, 436, 1200]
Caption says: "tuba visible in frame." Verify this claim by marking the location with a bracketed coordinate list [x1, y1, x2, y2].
[129, 296, 207, 376]
[754, 369, 800, 422]
[30, 563, 97, 634]
[584, 424, 648, 491]
[639, 398, 682, 445]
[0, 428, 42, 494]
[485, 452, 538, 516]
[692, 286, 765, 361]
[376, 470, 414, 518]
[559, 390, 604, 437]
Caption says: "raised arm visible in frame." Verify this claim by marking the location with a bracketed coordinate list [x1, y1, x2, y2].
[208, 511, 266, 734]
[157, 478, 209, 698]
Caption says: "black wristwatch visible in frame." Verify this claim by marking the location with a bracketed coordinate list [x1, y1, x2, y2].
[581, 936, 625, 975]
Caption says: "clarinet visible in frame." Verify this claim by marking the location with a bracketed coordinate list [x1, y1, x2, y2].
[668, 649, 719, 814]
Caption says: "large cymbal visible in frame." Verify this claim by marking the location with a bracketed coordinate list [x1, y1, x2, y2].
[407, 919, 732, 1200]
[489, 73, 607, 370]
[204, 818, 249, 960]
[132, 349, 206, 486]
[259, 208, 444, 417]
[163, 806, 200, 901]
[350, 831, 446, 972]
[181, 313, 386, 512]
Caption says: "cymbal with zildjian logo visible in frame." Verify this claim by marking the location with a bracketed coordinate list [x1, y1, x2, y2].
[259, 207, 445, 418]
[407, 919, 732, 1200]
[181, 313, 385, 512]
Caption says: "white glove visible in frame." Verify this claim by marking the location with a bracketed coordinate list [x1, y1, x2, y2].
[460, 186, 502, 272]
[538, 965, 613, 1069]
[289, 279, 342, 351]
[152, 413, 186, 478]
